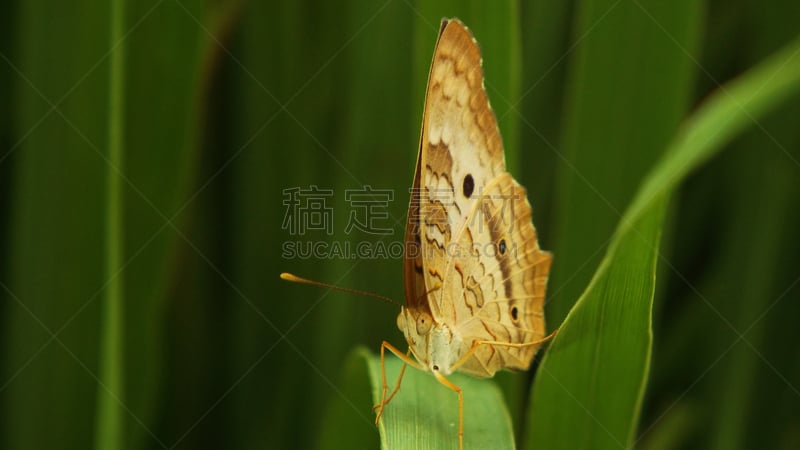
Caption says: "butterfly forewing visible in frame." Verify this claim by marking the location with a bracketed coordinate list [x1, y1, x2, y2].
[402, 148, 429, 312]
[417, 20, 505, 317]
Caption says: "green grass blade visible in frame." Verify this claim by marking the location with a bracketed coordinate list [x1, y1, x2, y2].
[368, 351, 515, 450]
[547, 0, 702, 325]
[94, 0, 126, 448]
[3, 0, 215, 447]
[638, 401, 697, 450]
[526, 32, 800, 450]
[121, 0, 212, 445]
[518, 0, 574, 239]
[227, 3, 372, 449]
[528, 194, 666, 450]
[4, 1, 109, 449]
[316, 0, 413, 408]
[316, 347, 517, 450]
[707, 138, 795, 450]
[624, 36, 800, 228]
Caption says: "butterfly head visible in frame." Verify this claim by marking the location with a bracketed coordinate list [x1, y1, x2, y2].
[397, 307, 463, 375]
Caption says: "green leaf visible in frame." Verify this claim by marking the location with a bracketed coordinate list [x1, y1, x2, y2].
[517, 0, 574, 238]
[316, 348, 517, 450]
[527, 194, 665, 449]
[367, 349, 515, 450]
[526, 31, 800, 450]
[121, 0, 212, 446]
[547, 0, 703, 325]
[4, 2, 110, 448]
[94, 0, 126, 448]
[703, 7, 800, 449]
[2, 1, 213, 448]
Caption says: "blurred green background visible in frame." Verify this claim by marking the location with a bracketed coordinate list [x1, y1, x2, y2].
[1, 0, 799, 449]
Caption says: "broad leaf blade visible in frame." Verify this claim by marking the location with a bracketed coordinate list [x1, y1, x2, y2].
[367, 351, 516, 450]
[318, 348, 517, 450]
[4, 2, 109, 449]
[527, 196, 665, 449]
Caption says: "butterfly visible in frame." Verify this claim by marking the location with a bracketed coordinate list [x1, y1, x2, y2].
[283, 17, 553, 450]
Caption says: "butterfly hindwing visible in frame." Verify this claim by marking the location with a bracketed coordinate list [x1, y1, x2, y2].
[447, 174, 551, 376]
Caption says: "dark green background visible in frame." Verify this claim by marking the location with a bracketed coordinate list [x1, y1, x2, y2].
[1, 0, 798, 449]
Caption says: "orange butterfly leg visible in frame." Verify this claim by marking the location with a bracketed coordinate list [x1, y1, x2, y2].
[476, 328, 558, 349]
[433, 371, 464, 450]
[374, 341, 420, 426]
[466, 328, 558, 356]
[381, 353, 410, 407]
[449, 328, 558, 373]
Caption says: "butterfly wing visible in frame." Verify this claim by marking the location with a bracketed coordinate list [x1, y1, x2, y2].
[402, 147, 428, 311]
[415, 19, 551, 377]
[417, 19, 505, 316]
[449, 173, 551, 376]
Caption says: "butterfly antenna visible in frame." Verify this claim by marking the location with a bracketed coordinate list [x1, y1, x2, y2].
[280, 273, 403, 308]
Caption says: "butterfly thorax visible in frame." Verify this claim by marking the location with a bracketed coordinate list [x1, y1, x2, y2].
[397, 306, 464, 375]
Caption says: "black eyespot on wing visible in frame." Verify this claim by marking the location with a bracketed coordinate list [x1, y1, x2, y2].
[463, 174, 474, 198]
[498, 239, 507, 255]
[511, 306, 519, 321]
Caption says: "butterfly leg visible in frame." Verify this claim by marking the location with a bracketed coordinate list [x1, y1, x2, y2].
[448, 328, 559, 374]
[433, 371, 464, 450]
[380, 348, 412, 407]
[374, 341, 420, 426]
[475, 328, 558, 349]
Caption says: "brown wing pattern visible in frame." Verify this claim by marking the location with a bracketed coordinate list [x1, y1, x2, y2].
[447, 174, 551, 377]
[418, 19, 507, 320]
[402, 149, 428, 311]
